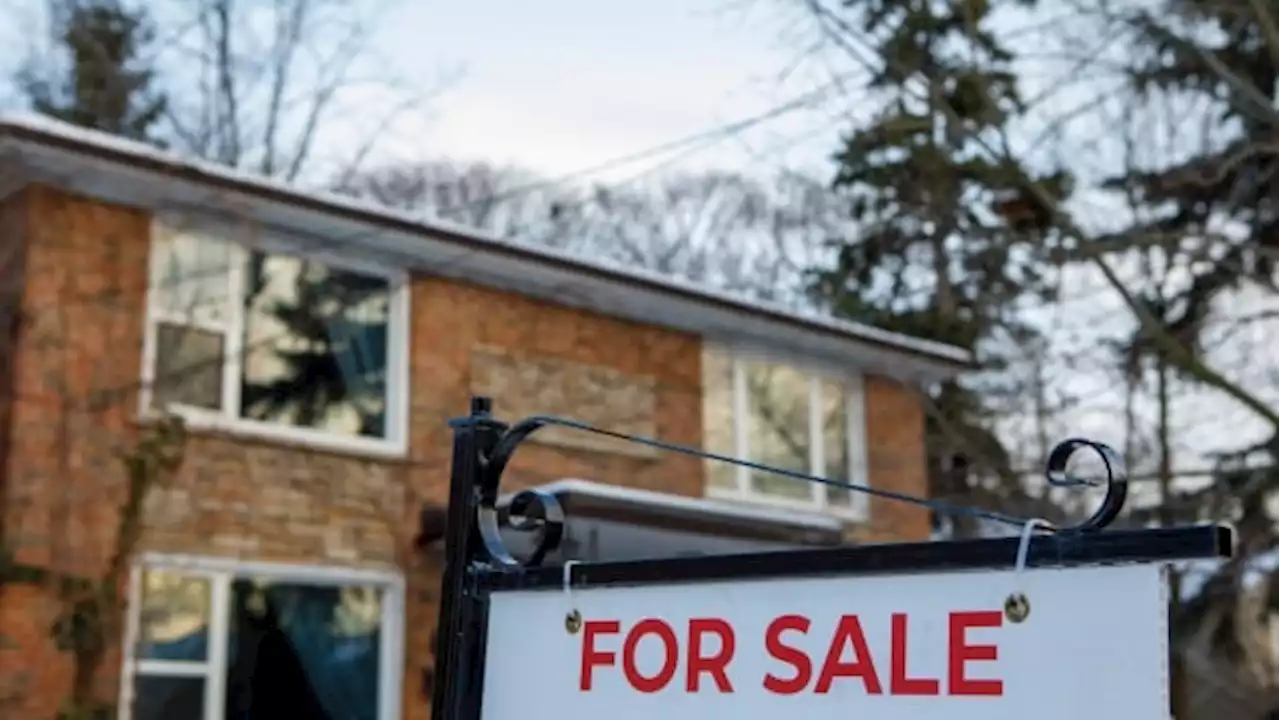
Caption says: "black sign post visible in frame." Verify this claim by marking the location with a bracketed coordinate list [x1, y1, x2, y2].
[429, 397, 1233, 720]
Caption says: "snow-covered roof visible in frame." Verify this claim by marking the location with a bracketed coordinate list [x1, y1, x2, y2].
[0, 112, 974, 380]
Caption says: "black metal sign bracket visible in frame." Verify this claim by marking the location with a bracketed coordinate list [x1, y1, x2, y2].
[428, 396, 1234, 720]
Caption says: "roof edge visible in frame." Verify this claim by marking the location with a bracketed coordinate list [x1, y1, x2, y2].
[0, 112, 975, 374]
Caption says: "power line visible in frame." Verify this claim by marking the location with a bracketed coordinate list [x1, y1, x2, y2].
[447, 77, 851, 213]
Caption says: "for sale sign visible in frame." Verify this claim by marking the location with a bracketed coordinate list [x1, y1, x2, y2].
[481, 563, 1170, 719]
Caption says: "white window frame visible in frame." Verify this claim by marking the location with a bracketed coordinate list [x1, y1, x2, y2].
[704, 348, 869, 522]
[118, 553, 406, 720]
[138, 217, 411, 459]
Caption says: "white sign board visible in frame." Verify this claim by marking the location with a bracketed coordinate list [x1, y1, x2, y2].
[481, 563, 1170, 719]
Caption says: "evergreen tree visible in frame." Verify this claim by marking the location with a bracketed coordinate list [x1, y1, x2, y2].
[1107, 0, 1276, 368]
[21, 0, 167, 142]
[240, 259, 390, 440]
[809, 0, 1071, 533]
[1102, 2, 1276, 714]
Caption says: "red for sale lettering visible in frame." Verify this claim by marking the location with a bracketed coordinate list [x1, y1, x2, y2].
[580, 610, 1004, 698]
[580, 620, 621, 691]
[948, 610, 1004, 696]
[623, 619, 679, 692]
[814, 615, 882, 694]
[762, 614, 811, 695]
[891, 612, 940, 695]
[687, 618, 735, 692]
[579, 617, 737, 694]
[762, 610, 1005, 697]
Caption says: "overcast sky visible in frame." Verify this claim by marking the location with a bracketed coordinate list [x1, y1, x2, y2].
[363, 0, 843, 179]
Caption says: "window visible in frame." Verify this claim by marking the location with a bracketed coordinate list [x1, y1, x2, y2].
[120, 556, 404, 720]
[141, 221, 409, 455]
[702, 347, 868, 518]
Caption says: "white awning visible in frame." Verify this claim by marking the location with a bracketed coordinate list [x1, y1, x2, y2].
[497, 479, 844, 562]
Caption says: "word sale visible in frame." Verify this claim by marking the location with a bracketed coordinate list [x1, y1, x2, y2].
[578, 611, 1005, 697]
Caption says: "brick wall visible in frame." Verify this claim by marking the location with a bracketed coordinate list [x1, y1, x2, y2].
[1, 185, 154, 717]
[860, 375, 931, 543]
[0, 186, 931, 719]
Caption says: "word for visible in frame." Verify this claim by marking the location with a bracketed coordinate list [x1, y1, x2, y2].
[579, 611, 1004, 697]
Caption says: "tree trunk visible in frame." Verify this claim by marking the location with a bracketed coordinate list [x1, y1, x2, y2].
[1157, 357, 1188, 718]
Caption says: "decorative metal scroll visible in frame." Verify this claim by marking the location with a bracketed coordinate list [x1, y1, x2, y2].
[471, 410, 1130, 570]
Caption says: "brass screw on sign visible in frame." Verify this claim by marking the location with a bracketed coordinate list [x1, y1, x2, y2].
[1004, 592, 1030, 623]
[563, 561, 582, 634]
[564, 609, 583, 634]
[1006, 518, 1053, 625]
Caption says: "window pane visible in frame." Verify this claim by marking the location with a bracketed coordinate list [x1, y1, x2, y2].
[151, 322, 224, 411]
[133, 675, 205, 720]
[821, 379, 853, 507]
[226, 579, 382, 720]
[701, 349, 735, 490]
[744, 360, 812, 500]
[240, 252, 391, 439]
[137, 570, 211, 662]
[151, 231, 231, 326]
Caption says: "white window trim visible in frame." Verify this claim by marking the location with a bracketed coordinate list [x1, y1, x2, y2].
[118, 553, 406, 720]
[705, 351, 870, 522]
[138, 216, 411, 459]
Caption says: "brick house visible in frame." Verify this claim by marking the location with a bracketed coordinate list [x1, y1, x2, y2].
[0, 114, 972, 720]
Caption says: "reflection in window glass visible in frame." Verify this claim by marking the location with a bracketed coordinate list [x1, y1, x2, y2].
[240, 252, 391, 439]
[821, 379, 852, 506]
[149, 232, 231, 414]
[133, 675, 205, 720]
[225, 579, 382, 720]
[137, 571, 211, 662]
[151, 323, 224, 411]
[744, 360, 812, 500]
[700, 347, 863, 513]
[701, 349, 736, 489]
[151, 232, 231, 325]
[146, 230, 405, 447]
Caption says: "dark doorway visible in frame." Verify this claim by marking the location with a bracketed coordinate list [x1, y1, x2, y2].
[225, 580, 332, 720]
